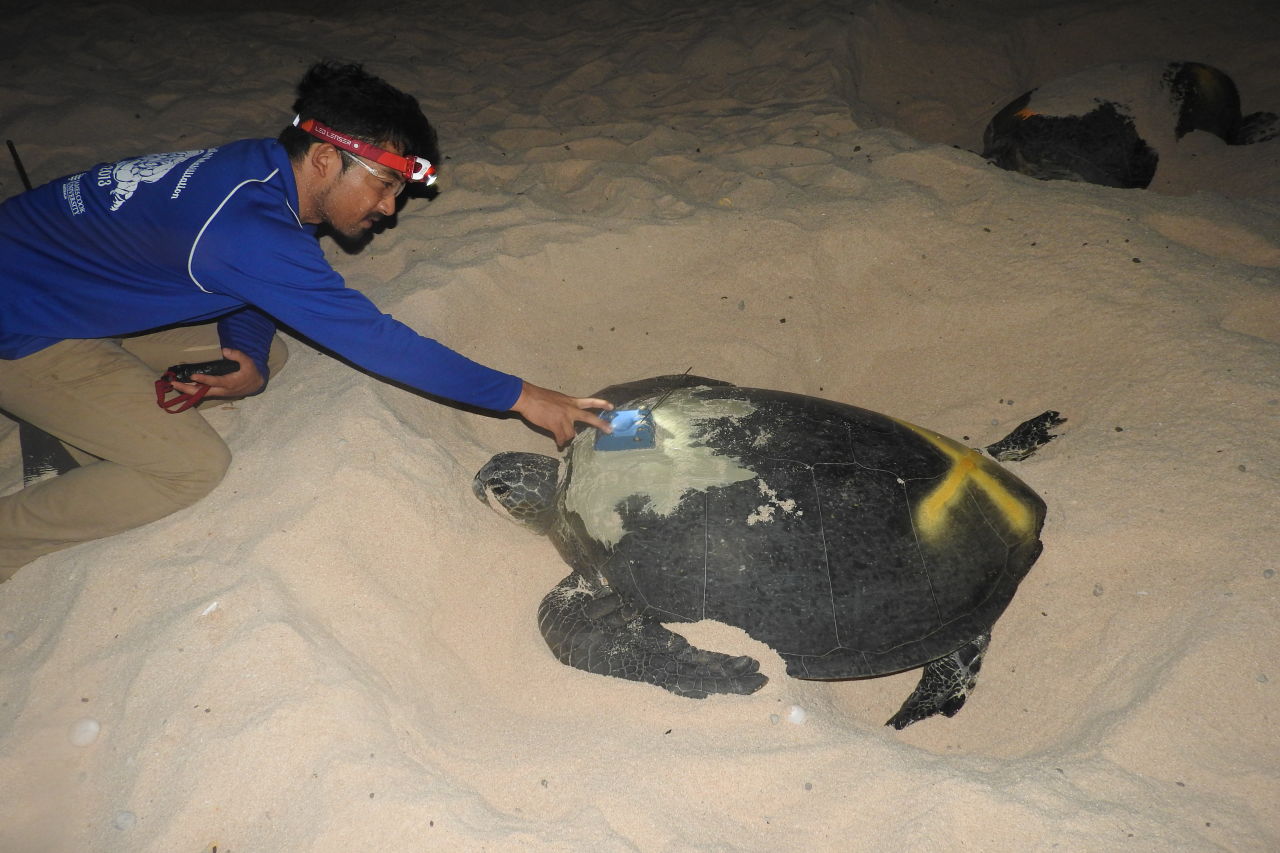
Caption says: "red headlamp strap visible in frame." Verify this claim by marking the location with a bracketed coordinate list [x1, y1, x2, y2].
[292, 115, 437, 186]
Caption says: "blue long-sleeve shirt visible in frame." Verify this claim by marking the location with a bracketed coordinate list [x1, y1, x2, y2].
[0, 138, 523, 411]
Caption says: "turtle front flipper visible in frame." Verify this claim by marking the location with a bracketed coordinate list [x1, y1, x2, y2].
[538, 576, 768, 698]
[885, 633, 990, 730]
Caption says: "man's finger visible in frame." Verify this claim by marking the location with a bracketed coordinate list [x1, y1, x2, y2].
[190, 370, 234, 382]
[574, 410, 612, 433]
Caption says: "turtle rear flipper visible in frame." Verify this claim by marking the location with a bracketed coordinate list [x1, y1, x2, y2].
[985, 410, 1065, 462]
[1235, 111, 1279, 145]
[886, 633, 989, 730]
[538, 576, 767, 698]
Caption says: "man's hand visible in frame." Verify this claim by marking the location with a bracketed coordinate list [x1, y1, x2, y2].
[169, 348, 265, 400]
[510, 382, 613, 447]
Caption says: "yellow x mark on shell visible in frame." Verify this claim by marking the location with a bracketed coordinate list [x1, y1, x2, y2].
[894, 421, 1037, 543]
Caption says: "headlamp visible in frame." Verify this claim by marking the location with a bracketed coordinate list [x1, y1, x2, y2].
[292, 115, 437, 187]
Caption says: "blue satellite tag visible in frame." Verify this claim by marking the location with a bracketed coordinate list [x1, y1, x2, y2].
[594, 408, 656, 451]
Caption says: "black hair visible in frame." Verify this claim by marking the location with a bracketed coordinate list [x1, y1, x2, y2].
[278, 60, 439, 172]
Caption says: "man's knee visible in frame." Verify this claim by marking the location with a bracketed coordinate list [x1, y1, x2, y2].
[143, 429, 232, 511]
[184, 438, 232, 501]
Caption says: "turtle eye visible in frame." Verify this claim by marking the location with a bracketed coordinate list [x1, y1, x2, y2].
[489, 483, 511, 498]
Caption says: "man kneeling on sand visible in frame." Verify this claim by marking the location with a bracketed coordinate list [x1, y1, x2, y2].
[0, 60, 610, 579]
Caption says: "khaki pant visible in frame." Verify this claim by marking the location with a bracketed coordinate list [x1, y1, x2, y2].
[0, 325, 287, 578]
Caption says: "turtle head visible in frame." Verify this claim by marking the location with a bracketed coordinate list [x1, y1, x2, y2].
[472, 451, 562, 535]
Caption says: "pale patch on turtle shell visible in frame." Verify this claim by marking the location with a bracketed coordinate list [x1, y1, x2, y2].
[747, 479, 801, 526]
[566, 388, 758, 546]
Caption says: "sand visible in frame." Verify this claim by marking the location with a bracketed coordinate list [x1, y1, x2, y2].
[1, 0, 1277, 850]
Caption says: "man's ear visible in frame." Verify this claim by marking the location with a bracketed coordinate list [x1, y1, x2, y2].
[305, 142, 341, 180]
[292, 142, 344, 224]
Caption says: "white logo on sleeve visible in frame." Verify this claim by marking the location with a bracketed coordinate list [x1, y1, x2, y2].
[98, 149, 204, 211]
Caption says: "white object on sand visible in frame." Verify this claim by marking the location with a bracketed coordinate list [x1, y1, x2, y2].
[69, 717, 100, 747]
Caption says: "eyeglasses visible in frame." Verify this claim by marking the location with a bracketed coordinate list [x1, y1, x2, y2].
[341, 150, 406, 197]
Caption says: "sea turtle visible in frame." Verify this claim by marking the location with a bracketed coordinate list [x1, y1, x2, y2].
[982, 60, 1278, 188]
[473, 375, 1061, 729]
